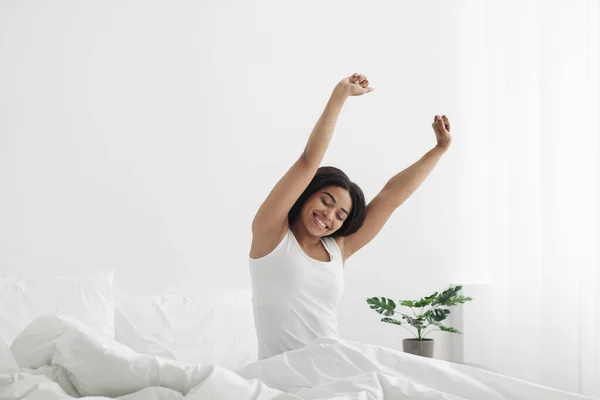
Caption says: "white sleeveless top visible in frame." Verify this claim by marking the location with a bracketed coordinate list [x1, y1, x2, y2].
[249, 228, 344, 359]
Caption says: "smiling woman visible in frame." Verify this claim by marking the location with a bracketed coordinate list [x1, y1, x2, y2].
[248, 73, 451, 360]
[248, 74, 373, 359]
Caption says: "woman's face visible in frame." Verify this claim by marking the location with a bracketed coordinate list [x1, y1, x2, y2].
[300, 186, 352, 237]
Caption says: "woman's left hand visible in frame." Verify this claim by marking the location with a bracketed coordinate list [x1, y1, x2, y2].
[432, 115, 452, 149]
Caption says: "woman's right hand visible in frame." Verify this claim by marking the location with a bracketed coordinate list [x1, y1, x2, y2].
[336, 73, 374, 97]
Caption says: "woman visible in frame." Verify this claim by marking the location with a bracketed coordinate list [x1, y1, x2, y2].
[249, 73, 452, 360]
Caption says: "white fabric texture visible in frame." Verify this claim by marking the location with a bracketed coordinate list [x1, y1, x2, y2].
[0, 270, 115, 345]
[0, 337, 18, 373]
[452, 1, 600, 396]
[114, 290, 257, 370]
[249, 228, 344, 360]
[2, 314, 597, 400]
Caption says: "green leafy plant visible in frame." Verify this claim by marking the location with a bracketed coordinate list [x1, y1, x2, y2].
[366, 286, 472, 341]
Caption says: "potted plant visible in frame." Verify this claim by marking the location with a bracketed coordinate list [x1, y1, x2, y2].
[366, 286, 472, 358]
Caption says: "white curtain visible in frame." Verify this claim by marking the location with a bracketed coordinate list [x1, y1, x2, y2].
[458, 0, 599, 396]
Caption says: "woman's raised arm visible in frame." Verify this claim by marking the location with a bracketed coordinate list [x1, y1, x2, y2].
[250, 74, 373, 257]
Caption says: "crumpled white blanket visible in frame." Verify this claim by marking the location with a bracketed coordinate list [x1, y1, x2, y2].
[0, 315, 595, 400]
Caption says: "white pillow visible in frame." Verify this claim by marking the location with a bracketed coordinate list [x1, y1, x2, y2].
[0, 270, 115, 346]
[115, 290, 257, 370]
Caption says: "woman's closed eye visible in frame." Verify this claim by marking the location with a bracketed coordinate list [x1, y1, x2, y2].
[322, 199, 344, 221]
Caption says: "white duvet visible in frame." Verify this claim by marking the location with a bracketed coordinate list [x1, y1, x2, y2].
[0, 315, 595, 400]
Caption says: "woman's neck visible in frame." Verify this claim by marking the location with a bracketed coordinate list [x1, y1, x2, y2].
[290, 220, 322, 249]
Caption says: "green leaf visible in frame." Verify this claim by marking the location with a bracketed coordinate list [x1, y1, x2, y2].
[423, 309, 443, 325]
[399, 300, 416, 307]
[429, 308, 451, 322]
[432, 286, 460, 306]
[432, 286, 473, 306]
[439, 325, 462, 334]
[412, 292, 438, 308]
[402, 314, 425, 328]
[366, 297, 396, 316]
[381, 317, 402, 325]
[425, 292, 439, 300]
[414, 298, 433, 308]
[448, 295, 473, 306]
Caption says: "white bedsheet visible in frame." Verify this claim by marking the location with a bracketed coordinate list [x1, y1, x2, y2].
[1, 315, 596, 400]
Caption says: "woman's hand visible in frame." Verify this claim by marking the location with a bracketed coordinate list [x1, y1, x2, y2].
[336, 73, 374, 97]
[432, 115, 452, 150]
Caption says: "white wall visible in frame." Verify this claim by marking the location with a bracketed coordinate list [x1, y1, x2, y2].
[0, 0, 486, 360]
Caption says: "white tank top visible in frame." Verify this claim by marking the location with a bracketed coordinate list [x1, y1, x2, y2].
[249, 228, 344, 359]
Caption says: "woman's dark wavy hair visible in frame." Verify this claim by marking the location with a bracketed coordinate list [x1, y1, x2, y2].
[288, 166, 366, 238]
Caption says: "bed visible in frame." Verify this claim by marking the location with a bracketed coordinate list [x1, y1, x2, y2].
[0, 270, 596, 400]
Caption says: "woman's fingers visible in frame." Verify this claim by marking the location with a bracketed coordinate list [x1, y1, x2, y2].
[433, 115, 444, 131]
[357, 74, 368, 87]
[432, 115, 447, 122]
[350, 73, 368, 87]
[342, 73, 374, 96]
[442, 115, 451, 131]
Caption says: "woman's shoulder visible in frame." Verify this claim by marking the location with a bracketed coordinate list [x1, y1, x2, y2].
[328, 236, 346, 263]
[332, 236, 344, 250]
